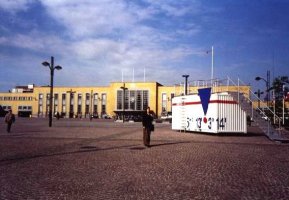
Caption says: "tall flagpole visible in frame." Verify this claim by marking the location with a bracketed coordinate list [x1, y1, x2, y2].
[122, 69, 124, 83]
[144, 67, 146, 82]
[211, 46, 214, 80]
[133, 67, 135, 82]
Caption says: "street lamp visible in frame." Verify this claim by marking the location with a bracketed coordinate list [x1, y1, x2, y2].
[255, 71, 270, 106]
[254, 89, 264, 108]
[120, 83, 128, 123]
[182, 75, 189, 95]
[42, 56, 62, 127]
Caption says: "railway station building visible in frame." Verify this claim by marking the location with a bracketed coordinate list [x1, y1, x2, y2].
[0, 80, 251, 120]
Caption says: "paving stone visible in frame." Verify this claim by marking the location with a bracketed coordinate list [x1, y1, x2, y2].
[0, 118, 289, 199]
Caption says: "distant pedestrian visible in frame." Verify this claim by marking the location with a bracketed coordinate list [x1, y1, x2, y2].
[56, 112, 60, 120]
[142, 107, 154, 147]
[4, 109, 15, 133]
[247, 115, 251, 126]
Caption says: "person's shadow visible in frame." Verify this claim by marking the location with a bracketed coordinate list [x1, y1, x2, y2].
[129, 141, 190, 150]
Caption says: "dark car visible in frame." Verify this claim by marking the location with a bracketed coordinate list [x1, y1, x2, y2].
[0, 106, 8, 117]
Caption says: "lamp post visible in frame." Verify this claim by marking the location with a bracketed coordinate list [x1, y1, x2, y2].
[255, 71, 270, 107]
[120, 83, 128, 123]
[182, 75, 189, 95]
[42, 56, 62, 127]
[254, 89, 264, 108]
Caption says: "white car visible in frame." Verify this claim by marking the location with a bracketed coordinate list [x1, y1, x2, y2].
[160, 112, 172, 122]
[261, 115, 268, 121]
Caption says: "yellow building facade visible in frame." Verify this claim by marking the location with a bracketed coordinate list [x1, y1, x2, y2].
[0, 81, 252, 119]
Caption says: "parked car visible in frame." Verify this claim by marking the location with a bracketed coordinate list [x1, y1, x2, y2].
[91, 113, 99, 118]
[261, 115, 268, 121]
[0, 105, 8, 117]
[160, 111, 172, 123]
[102, 113, 112, 119]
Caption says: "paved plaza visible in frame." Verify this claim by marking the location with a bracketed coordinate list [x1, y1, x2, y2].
[1, 118, 289, 200]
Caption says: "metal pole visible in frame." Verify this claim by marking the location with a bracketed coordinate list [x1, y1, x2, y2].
[283, 97, 285, 125]
[182, 75, 189, 95]
[211, 46, 214, 81]
[266, 70, 270, 107]
[185, 77, 187, 95]
[283, 84, 285, 125]
[49, 56, 54, 127]
[90, 90, 93, 117]
[123, 87, 125, 123]
[121, 83, 127, 123]
[237, 78, 240, 103]
[144, 67, 146, 82]
[273, 89, 276, 124]
[257, 89, 261, 108]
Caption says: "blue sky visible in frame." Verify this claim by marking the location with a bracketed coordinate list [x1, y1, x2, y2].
[0, 0, 289, 93]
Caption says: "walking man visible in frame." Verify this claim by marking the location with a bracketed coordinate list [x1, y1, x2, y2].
[142, 107, 154, 147]
[4, 109, 15, 133]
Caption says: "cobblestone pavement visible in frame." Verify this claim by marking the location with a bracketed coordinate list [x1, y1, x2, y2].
[1, 118, 289, 200]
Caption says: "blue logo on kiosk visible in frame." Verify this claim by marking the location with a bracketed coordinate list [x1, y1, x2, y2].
[198, 88, 211, 115]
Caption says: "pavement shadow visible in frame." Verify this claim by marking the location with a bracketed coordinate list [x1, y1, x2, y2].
[149, 141, 191, 148]
[217, 132, 265, 137]
[130, 147, 146, 150]
[0, 144, 137, 166]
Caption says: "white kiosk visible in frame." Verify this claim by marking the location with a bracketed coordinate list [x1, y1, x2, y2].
[172, 88, 247, 134]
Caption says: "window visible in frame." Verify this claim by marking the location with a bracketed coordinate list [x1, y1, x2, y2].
[136, 91, 142, 110]
[124, 90, 129, 110]
[161, 93, 167, 113]
[130, 91, 135, 110]
[85, 93, 90, 114]
[46, 94, 50, 105]
[70, 93, 74, 114]
[117, 90, 122, 110]
[77, 94, 82, 114]
[101, 93, 106, 114]
[143, 91, 149, 110]
[117, 90, 149, 111]
[39, 94, 43, 105]
[46, 94, 50, 116]
[93, 93, 98, 115]
[39, 94, 43, 115]
[62, 93, 66, 113]
[54, 94, 59, 113]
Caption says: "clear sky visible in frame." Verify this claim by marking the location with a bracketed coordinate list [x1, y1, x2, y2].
[0, 0, 289, 93]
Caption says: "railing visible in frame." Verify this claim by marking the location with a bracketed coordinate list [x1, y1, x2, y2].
[227, 77, 282, 134]
[174, 76, 284, 139]
[176, 78, 234, 96]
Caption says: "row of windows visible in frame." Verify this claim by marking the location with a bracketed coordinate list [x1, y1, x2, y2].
[18, 106, 32, 111]
[1, 105, 33, 112]
[38, 93, 107, 115]
[38, 93, 106, 105]
[0, 96, 33, 101]
[116, 90, 149, 111]
[1, 105, 11, 110]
